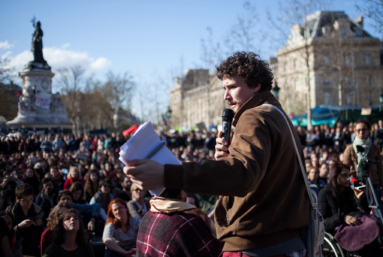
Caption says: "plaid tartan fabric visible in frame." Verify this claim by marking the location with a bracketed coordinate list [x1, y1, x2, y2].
[136, 210, 221, 257]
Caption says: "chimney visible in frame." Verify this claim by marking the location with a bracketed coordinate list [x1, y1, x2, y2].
[354, 17, 363, 27]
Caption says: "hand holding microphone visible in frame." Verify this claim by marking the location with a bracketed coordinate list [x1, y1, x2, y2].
[214, 109, 234, 160]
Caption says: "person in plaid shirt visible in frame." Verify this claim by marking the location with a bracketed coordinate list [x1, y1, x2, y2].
[136, 188, 220, 257]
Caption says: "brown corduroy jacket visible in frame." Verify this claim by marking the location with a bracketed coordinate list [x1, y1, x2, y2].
[164, 90, 310, 251]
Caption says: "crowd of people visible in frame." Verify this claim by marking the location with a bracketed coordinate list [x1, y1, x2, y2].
[0, 118, 382, 257]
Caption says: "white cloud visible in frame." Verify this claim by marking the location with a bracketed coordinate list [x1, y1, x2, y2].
[0, 40, 14, 49]
[5, 47, 112, 76]
[89, 57, 112, 72]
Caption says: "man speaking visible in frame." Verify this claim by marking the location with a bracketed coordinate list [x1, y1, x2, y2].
[124, 52, 309, 257]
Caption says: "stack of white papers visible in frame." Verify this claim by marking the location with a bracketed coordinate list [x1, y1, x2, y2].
[119, 122, 181, 196]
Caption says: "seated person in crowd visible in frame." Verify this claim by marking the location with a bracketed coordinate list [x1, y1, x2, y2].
[35, 177, 58, 225]
[113, 175, 132, 202]
[102, 199, 139, 257]
[23, 168, 40, 196]
[318, 162, 381, 256]
[319, 163, 329, 183]
[90, 180, 114, 217]
[0, 217, 13, 257]
[84, 169, 100, 203]
[127, 183, 149, 219]
[50, 166, 65, 190]
[43, 209, 95, 257]
[136, 188, 220, 257]
[11, 183, 44, 256]
[70, 182, 86, 204]
[40, 202, 71, 256]
[57, 190, 101, 232]
[63, 166, 84, 190]
[0, 179, 17, 211]
[1, 208, 22, 257]
[307, 167, 326, 194]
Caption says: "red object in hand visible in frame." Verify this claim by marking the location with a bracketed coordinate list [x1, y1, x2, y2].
[17, 93, 22, 97]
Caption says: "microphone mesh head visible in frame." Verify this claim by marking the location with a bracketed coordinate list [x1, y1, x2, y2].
[222, 109, 234, 121]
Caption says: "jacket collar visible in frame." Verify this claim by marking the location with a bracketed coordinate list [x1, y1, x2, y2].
[233, 90, 281, 126]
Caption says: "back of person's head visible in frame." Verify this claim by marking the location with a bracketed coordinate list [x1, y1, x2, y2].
[52, 209, 86, 245]
[216, 51, 273, 92]
[15, 183, 34, 199]
[105, 198, 131, 229]
[160, 188, 183, 200]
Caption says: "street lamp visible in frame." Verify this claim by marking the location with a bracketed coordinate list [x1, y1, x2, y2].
[272, 82, 280, 99]
[166, 108, 172, 119]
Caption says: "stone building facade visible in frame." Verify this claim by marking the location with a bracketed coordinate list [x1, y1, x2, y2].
[169, 69, 228, 130]
[274, 11, 383, 115]
[169, 11, 383, 129]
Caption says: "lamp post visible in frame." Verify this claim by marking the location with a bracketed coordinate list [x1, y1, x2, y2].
[272, 82, 280, 99]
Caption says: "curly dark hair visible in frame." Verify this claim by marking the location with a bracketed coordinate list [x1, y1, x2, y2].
[216, 52, 274, 91]
[15, 183, 34, 199]
[52, 208, 86, 245]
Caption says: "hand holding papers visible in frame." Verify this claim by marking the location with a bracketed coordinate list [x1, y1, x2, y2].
[119, 122, 181, 196]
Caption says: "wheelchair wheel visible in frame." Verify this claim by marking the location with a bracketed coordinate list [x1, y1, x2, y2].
[322, 233, 344, 257]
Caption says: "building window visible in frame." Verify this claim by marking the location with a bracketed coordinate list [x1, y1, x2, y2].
[323, 55, 329, 64]
[345, 55, 350, 66]
[342, 26, 347, 36]
[345, 76, 351, 87]
[346, 92, 353, 105]
[368, 76, 372, 86]
[324, 92, 331, 105]
[365, 55, 371, 65]
[294, 80, 298, 90]
[293, 59, 297, 70]
[324, 77, 330, 87]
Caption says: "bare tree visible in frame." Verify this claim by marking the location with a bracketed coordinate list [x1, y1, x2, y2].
[200, 27, 222, 71]
[0, 57, 14, 83]
[357, 0, 383, 36]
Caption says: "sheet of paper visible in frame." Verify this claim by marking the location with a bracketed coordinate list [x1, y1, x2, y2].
[119, 122, 181, 196]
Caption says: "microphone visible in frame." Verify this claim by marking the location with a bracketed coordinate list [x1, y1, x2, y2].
[222, 109, 235, 151]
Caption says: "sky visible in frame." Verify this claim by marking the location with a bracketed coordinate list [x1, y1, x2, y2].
[0, 0, 377, 118]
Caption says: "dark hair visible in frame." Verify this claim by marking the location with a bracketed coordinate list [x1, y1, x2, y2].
[216, 52, 274, 91]
[186, 193, 200, 208]
[99, 179, 112, 190]
[15, 183, 34, 199]
[355, 118, 371, 130]
[41, 177, 53, 188]
[52, 209, 86, 245]
[57, 190, 73, 202]
[160, 188, 182, 200]
[69, 181, 84, 199]
[327, 162, 350, 202]
[0, 207, 13, 220]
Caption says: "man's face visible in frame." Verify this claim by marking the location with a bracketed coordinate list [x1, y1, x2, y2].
[18, 194, 33, 210]
[355, 123, 369, 140]
[59, 195, 73, 206]
[222, 75, 260, 114]
[122, 177, 132, 190]
[43, 181, 54, 193]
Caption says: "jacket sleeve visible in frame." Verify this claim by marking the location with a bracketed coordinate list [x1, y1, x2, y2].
[165, 110, 271, 197]
[127, 201, 143, 219]
[318, 189, 343, 232]
[343, 146, 355, 170]
[63, 179, 71, 190]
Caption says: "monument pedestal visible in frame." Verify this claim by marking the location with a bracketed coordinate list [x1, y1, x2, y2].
[7, 66, 72, 128]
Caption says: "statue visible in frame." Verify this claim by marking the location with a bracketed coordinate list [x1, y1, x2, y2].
[24, 18, 50, 71]
[31, 21, 46, 64]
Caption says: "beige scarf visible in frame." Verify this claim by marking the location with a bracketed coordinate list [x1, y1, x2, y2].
[150, 197, 216, 236]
